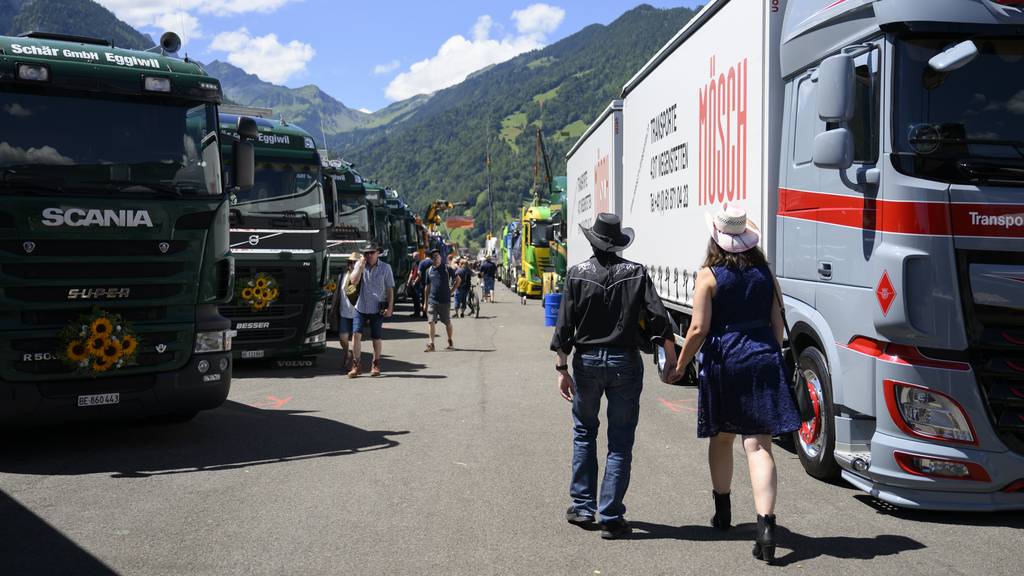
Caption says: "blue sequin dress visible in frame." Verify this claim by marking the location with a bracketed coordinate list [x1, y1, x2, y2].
[696, 265, 802, 438]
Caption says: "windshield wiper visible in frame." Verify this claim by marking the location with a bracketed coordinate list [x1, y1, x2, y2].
[957, 159, 1024, 185]
[254, 209, 312, 226]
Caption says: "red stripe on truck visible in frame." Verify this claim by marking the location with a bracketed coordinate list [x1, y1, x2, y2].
[778, 188, 1024, 239]
[778, 188, 951, 235]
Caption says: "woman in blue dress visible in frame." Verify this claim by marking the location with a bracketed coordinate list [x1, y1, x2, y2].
[670, 204, 801, 564]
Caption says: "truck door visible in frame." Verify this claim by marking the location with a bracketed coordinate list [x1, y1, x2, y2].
[781, 69, 824, 287]
[815, 46, 881, 289]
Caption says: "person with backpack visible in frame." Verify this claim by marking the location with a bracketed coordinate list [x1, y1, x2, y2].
[424, 249, 461, 352]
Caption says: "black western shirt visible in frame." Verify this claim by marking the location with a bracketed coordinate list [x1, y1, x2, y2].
[550, 253, 673, 355]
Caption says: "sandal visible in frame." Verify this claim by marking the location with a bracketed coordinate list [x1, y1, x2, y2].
[424, 343, 435, 353]
[445, 340, 455, 351]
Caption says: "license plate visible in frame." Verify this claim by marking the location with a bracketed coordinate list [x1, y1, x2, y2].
[78, 393, 120, 407]
[241, 350, 265, 359]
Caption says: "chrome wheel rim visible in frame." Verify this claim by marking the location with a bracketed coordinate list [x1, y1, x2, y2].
[797, 368, 825, 460]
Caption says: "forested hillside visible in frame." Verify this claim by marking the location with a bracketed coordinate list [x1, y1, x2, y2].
[333, 4, 697, 247]
[207, 60, 372, 136]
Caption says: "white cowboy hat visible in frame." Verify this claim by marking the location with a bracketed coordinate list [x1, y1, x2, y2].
[704, 203, 760, 254]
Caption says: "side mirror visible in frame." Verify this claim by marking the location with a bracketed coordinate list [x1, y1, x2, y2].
[236, 116, 259, 140]
[232, 140, 255, 190]
[817, 54, 855, 122]
[812, 128, 853, 170]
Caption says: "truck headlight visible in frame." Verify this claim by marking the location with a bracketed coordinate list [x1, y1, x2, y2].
[307, 300, 326, 333]
[885, 380, 975, 444]
[194, 329, 234, 354]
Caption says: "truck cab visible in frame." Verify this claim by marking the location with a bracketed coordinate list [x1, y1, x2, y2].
[219, 110, 328, 364]
[517, 205, 554, 298]
[0, 32, 250, 423]
[776, 0, 1024, 509]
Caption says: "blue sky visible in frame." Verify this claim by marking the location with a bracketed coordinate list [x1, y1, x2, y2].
[97, 1, 702, 112]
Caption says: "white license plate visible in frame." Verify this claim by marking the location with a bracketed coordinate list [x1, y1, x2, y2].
[78, 393, 120, 407]
[241, 350, 265, 359]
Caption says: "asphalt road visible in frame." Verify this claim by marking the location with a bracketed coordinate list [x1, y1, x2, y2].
[1, 285, 1021, 576]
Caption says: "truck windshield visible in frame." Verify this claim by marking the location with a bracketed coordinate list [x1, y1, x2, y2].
[231, 161, 325, 218]
[0, 89, 220, 196]
[531, 221, 553, 247]
[335, 193, 370, 238]
[894, 36, 1024, 184]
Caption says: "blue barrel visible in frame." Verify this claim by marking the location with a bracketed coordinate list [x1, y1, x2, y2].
[543, 293, 562, 327]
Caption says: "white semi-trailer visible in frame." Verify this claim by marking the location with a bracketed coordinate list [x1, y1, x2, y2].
[571, 0, 1024, 511]
[565, 100, 624, 267]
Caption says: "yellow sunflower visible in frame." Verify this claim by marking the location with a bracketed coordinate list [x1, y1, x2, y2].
[327, 282, 337, 293]
[92, 356, 113, 373]
[255, 278, 267, 289]
[121, 335, 138, 357]
[241, 287, 254, 300]
[266, 288, 279, 301]
[65, 340, 89, 362]
[88, 335, 109, 358]
[101, 340, 123, 363]
[253, 300, 267, 311]
[90, 317, 113, 338]
[254, 288, 265, 299]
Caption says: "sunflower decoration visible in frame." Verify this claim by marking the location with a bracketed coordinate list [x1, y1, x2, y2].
[57, 308, 140, 376]
[237, 272, 280, 312]
[325, 280, 338, 295]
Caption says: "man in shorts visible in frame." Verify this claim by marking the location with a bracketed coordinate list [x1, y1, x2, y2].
[479, 255, 497, 303]
[424, 249, 461, 352]
[348, 243, 394, 377]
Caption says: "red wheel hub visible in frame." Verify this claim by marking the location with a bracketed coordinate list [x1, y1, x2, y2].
[798, 380, 823, 446]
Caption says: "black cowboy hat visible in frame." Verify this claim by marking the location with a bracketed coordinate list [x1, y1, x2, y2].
[361, 242, 381, 254]
[581, 213, 634, 252]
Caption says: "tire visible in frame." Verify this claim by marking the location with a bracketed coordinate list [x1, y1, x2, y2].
[792, 346, 841, 480]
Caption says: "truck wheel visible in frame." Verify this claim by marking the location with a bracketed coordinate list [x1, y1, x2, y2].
[792, 346, 840, 480]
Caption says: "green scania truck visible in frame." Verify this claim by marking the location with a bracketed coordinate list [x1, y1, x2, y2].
[0, 32, 255, 424]
[218, 108, 329, 366]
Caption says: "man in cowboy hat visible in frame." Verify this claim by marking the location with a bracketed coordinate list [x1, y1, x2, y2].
[348, 242, 394, 378]
[550, 213, 677, 540]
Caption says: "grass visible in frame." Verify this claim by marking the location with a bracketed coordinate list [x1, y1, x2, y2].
[527, 56, 557, 70]
[499, 112, 528, 153]
[532, 86, 561, 105]
[552, 120, 589, 143]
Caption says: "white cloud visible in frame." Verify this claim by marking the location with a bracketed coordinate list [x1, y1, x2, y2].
[358, 108, 373, 114]
[512, 3, 566, 37]
[385, 5, 565, 102]
[210, 28, 315, 85]
[373, 60, 400, 75]
[95, 1, 301, 46]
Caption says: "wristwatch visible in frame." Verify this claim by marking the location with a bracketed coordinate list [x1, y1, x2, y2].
[555, 364, 569, 373]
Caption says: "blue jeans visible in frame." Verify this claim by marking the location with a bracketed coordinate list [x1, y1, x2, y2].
[570, 347, 644, 523]
[454, 289, 469, 309]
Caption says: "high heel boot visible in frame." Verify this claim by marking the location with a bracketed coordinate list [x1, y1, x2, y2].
[710, 491, 731, 530]
[752, 514, 777, 563]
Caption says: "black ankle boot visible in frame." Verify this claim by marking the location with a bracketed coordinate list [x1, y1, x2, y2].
[710, 491, 731, 530]
[752, 514, 777, 563]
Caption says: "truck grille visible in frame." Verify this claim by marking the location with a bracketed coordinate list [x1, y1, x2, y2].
[0, 237, 198, 382]
[220, 264, 311, 350]
[957, 250, 1024, 455]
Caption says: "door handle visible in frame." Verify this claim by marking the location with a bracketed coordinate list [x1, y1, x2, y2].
[818, 262, 833, 281]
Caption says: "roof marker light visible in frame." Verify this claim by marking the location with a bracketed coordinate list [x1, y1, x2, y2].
[17, 64, 49, 82]
[144, 76, 172, 93]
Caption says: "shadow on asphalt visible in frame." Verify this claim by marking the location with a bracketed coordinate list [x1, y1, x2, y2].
[854, 495, 1024, 528]
[626, 521, 926, 565]
[0, 401, 408, 478]
[235, 347, 443, 380]
[0, 490, 117, 576]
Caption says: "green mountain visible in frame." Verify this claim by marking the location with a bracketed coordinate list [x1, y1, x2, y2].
[207, 60, 371, 137]
[332, 4, 698, 248]
[0, 0, 152, 50]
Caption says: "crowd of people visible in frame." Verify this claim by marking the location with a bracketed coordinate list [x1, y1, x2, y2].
[332, 244, 498, 374]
